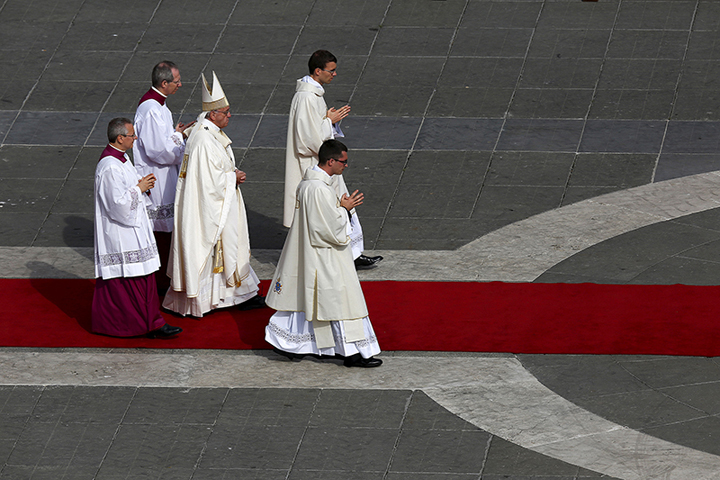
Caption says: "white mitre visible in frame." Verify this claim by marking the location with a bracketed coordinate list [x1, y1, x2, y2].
[201, 71, 229, 112]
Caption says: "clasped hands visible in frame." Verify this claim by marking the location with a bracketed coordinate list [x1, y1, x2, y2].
[340, 190, 363, 211]
[326, 104, 350, 124]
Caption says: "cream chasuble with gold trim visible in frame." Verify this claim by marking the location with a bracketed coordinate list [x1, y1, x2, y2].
[168, 118, 253, 299]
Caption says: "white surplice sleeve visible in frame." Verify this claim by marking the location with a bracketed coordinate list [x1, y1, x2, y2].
[97, 164, 145, 228]
[138, 108, 184, 166]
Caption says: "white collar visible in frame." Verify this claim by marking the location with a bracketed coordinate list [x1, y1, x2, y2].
[311, 164, 331, 179]
[109, 144, 126, 154]
[151, 86, 168, 98]
[301, 75, 324, 91]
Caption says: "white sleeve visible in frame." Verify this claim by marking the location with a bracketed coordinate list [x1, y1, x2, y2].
[137, 108, 185, 166]
[293, 96, 334, 158]
[97, 166, 144, 227]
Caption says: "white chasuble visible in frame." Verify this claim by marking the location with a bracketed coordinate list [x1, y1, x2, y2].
[283, 77, 354, 227]
[268, 167, 369, 348]
[167, 118, 257, 309]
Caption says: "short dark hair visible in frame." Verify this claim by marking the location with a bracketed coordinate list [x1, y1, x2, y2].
[308, 50, 337, 75]
[318, 139, 347, 166]
[107, 117, 132, 143]
[152, 61, 178, 88]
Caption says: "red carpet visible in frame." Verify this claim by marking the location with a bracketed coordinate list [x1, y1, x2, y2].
[3, 278, 720, 356]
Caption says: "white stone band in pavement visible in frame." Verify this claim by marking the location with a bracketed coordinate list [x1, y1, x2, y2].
[4, 171, 720, 283]
[2, 351, 719, 480]
[361, 170, 720, 283]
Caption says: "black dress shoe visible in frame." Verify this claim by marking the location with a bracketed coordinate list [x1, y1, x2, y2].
[273, 348, 305, 361]
[147, 324, 182, 338]
[237, 295, 266, 311]
[343, 353, 383, 368]
[354, 255, 383, 270]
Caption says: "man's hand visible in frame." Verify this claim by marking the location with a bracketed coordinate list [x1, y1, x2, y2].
[340, 190, 363, 211]
[327, 104, 351, 124]
[176, 120, 196, 136]
[138, 173, 156, 193]
[235, 169, 247, 185]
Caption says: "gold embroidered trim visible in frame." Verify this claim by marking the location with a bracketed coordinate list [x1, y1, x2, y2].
[213, 239, 224, 274]
[179, 153, 189, 178]
[203, 98, 229, 111]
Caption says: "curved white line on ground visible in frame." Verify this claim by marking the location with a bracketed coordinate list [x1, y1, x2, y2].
[2, 351, 719, 480]
[452, 171, 720, 282]
[361, 170, 720, 282]
[5, 172, 720, 283]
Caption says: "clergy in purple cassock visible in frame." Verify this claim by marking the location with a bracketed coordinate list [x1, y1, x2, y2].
[91, 117, 182, 338]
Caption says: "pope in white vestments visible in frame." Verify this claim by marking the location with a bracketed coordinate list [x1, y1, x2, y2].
[163, 72, 263, 317]
[267, 139, 381, 368]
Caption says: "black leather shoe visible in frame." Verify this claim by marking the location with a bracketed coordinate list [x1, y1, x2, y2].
[354, 255, 383, 270]
[273, 348, 305, 361]
[343, 353, 383, 368]
[147, 324, 182, 338]
[237, 295, 266, 311]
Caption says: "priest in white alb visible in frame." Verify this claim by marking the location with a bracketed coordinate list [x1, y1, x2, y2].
[283, 49, 382, 270]
[163, 72, 265, 317]
[133, 61, 194, 294]
[92, 117, 182, 338]
[266, 139, 382, 368]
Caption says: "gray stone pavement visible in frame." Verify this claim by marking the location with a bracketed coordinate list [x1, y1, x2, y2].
[2, 0, 720, 479]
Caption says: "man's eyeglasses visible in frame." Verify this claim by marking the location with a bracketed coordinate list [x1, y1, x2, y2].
[322, 68, 337, 74]
[332, 158, 348, 165]
[120, 134, 137, 139]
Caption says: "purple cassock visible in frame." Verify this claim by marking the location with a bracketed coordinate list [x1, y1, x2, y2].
[91, 144, 165, 337]
[92, 275, 164, 337]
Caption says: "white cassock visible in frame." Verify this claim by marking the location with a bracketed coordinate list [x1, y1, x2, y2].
[266, 166, 380, 358]
[133, 87, 185, 232]
[283, 76, 364, 258]
[94, 145, 160, 279]
[163, 117, 260, 317]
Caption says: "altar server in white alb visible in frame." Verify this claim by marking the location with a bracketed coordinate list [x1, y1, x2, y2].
[267, 139, 382, 368]
[92, 117, 182, 338]
[283, 49, 382, 270]
[133, 61, 194, 294]
[164, 72, 265, 317]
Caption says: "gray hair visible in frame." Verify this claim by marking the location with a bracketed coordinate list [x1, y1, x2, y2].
[151, 61, 178, 88]
[107, 117, 132, 143]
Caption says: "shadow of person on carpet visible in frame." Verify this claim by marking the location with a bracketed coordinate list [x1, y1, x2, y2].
[231, 308, 274, 350]
[27, 261, 94, 333]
